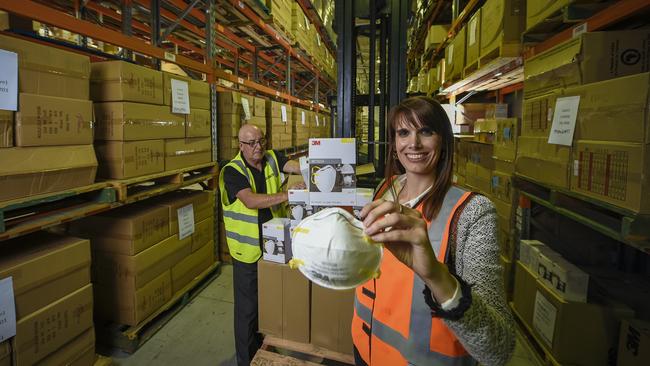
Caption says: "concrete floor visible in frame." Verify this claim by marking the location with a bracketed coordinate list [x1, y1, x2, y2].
[110, 264, 542, 366]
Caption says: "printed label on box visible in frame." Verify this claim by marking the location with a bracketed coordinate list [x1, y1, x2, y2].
[281, 105, 288, 122]
[0, 277, 16, 342]
[178, 204, 195, 240]
[301, 111, 306, 125]
[171, 79, 190, 114]
[533, 291, 557, 346]
[242, 98, 251, 120]
[0, 50, 18, 111]
[548, 96, 580, 146]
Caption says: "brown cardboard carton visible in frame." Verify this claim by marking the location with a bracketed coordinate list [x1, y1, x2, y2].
[218, 114, 242, 137]
[15, 93, 93, 146]
[515, 136, 571, 189]
[524, 30, 650, 99]
[186, 108, 211, 137]
[445, 27, 466, 82]
[164, 137, 212, 171]
[192, 217, 214, 252]
[258, 261, 311, 342]
[94, 269, 172, 326]
[266, 100, 292, 119]
[162, 72, 210, 109]
[95, 139, 164, 179]
[465, 10, 481, 69]
[456, 103, 507, 125]
[93, 102, 185, 140]
[493, 197, 514, 233]
[311, 284, 354, 355]
[69, 203, 169, 255]
[0, 110, 13, 148]
[92, 233, 191, 292]
[494, 158, 515, 175]
[568, 72, 650, 143]
[466, 162, 492, 195]
[253, 97, 266, 117]
[35, 327, 94, 366]
[0, 233, 90, 319]
[12, 284, 93, 366]
[479, 0, 523, 60]
[154, 190, 213, 235]
[0, 145, 97, 202]
[526, 0, 570, 31]
[491, 170, 516, 205]
[571, 140, 650, 213]
[217, 91, 242, 114]
[0, 340, 9, 366]
[522, 91, 559, 137]
[493, 118, 519, 162]
[219, 136, 240, 150]
[618, 319, 650, 366]
[513, 260, 537, 327]
[171, 240, 213, 293]
[90, 61, 163, 104]
[0, 34, 90, 99]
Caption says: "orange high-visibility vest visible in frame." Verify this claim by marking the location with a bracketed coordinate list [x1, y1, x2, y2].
[351, 179, 475, 366]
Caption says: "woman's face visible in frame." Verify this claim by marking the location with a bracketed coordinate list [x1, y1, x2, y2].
[394, 116, 441, 176]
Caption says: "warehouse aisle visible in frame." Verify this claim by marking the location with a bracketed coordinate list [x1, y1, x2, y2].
[110, 264, 541, 366]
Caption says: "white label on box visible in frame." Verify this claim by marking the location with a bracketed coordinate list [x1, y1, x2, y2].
[448, 44, 453, 64]
[574, 159, 580, 176]
[572, 23, 587, 38]
[164, 51, 177, 62]
[281, 105, 288, 122]
[469, 18, 477, 46]
[177, 204, 195, 240]
[0, 50, 18, 111]
[301, 111, 306, 125]
[170, 79, 191, 114]
[241, 98, 251, 120]
[0, 277, 17, 342]
[315, 115, 320, 126]
[533, 291, 557, 346]
[548, 96, 580, 146]
[547, 107, 553, 122]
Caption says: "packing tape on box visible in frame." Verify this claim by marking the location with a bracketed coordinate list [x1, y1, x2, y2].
[170, 148, 211, 156]
[22, 61, 89, 78]
[121, 118, 183, 127]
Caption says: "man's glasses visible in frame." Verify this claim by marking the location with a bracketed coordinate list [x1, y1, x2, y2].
[239, 138, 267, 148]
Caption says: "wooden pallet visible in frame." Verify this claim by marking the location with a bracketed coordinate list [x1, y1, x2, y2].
[522, 1, 612, 43]
[514, 175, 650, 253]
[108, 162, 218, 204]
[259, 336, 355, 365]
[0, 183, 116, 240]
[510, 303, 562, 366]
[97, 262, 221, 353]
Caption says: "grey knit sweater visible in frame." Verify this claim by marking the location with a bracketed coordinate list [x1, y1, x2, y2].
[444, 194, 516, 366]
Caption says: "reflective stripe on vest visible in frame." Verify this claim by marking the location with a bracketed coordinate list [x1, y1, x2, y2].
[352, 182, 476, 366]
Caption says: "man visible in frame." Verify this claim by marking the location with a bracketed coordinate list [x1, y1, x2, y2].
[218, 124, 300, 366]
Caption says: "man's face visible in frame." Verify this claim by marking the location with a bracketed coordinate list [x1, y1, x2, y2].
[239, 127, 265, 164]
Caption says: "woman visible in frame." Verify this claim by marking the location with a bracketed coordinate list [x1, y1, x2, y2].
[351, 96, 515, 366]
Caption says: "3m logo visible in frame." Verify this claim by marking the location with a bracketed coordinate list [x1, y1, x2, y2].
[311, 140, 321, 145]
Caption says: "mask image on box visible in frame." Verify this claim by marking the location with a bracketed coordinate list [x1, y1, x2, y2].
[289, 204, 314, 221]
[264, 239, 285, 256]
[289, 207, 383, 290]
[262, 218, 292, 264]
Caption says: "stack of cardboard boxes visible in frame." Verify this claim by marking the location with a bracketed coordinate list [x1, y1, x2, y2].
[292, 107, 311, 146]
[265, 0, 294, 40]
[266, 100, 293, 149]
[0, 232, 95, 366]
[217, 91, 243, 160]
[0, 35, 98, 202]
[69, 189, 215, 327]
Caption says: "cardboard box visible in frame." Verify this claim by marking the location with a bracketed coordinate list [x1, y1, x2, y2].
[217, 91, 242, 114]
[445, 27, 466, 82]
[519, 239, 545, 271]
[473, 119, 497, 144]
[456, 103, 507, 125]
[465, 10, 481, 69]
[36, 327, 95, 366]
[515, 136, 571, 189]
[569, 72, 650, 143]
[164, 137, 212, 171]
[0, 341, 9, 366]
[13, 284, 93, 366]
[479, 0, 523, 60]
[493, 118, 519, 162]
[90, 61, 163, 104]
[218, 114, 243, 137]
[93, 102, 185, 140]
[524, 30, 650, 99]
[522, 90, 558, 136]
[266, 100, 292, 120]
[526, 0, 570, 31]
[192, 217, 214, 252]
[258, 261, 310, 342]
[162, 72, 210, 109]
[0, 110, 13, 148]
[69, 203, 169, 255]
[253, 96, 266, 117]
[0, 233, 90, 320]
[529, 245, 562, 280]
[0, 34, 90, 100]
[618, 319, 650, 366]
[537, 254, 589, 302]
[288, 189, 311, 226]
[14, 93, 93, 146]
[155, 190, 213, 235]
[94, 269, 172, 326]
[171, 240, 213, 293]
[426, 24, 449, 51]
[494, 158, 515, 175]
[491, 170, 516, 204]
[353, 188, 374, 219]
[92, 233, 191, 292]
[310, 284, 354, 355]
[572, 140, 650, 213]
[0, 145, 97, 202]
[513, 261, 538, 327]
[308, 138, 356, 206]
[95, 139, 164, 179]
[186, 108, 211, 137]
[262, 218, 292, 264]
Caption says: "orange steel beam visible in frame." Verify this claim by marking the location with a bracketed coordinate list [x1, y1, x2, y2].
[525, 0, 650, 59]
[0, 0, 211, 74]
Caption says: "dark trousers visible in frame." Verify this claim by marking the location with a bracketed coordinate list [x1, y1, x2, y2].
[233, 259, 262, 366]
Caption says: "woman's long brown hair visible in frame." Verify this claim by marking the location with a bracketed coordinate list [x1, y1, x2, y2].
[385, 96, 454, 221]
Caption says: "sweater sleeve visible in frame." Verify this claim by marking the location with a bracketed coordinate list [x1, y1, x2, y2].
[442, 194, 516, 366]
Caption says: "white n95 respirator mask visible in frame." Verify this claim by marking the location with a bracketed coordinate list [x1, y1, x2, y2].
[289, 207, 383, 290]
[312, 165, 337, 193]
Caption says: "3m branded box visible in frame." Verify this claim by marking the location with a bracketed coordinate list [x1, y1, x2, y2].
[353, 188, 374, 219]
[93, 102, 185, 140]
[186, 108, 211, 137]
[164, 137, 212, 171]
[12, 285, 93, 366]
[288, 189, 311, 227]
[0, 110, 12, 148]
[171, 240, 214, 293]
[95, 139, 164, 179]
[162, 72, 210, 109]
[308, 138, 356, 206]
[0, 34, 90, 100]
[154, 190, 213, 235]
[0, 145, 97, 202]
[15, 93, 93, 146]
[0, 233, 90, 320]
[91, 61, 163, 104]
[311, 284, 354, 355]
[69, 203, 169, 255]
[262, 218, 292, 264]
[258, 261, 311, 342]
